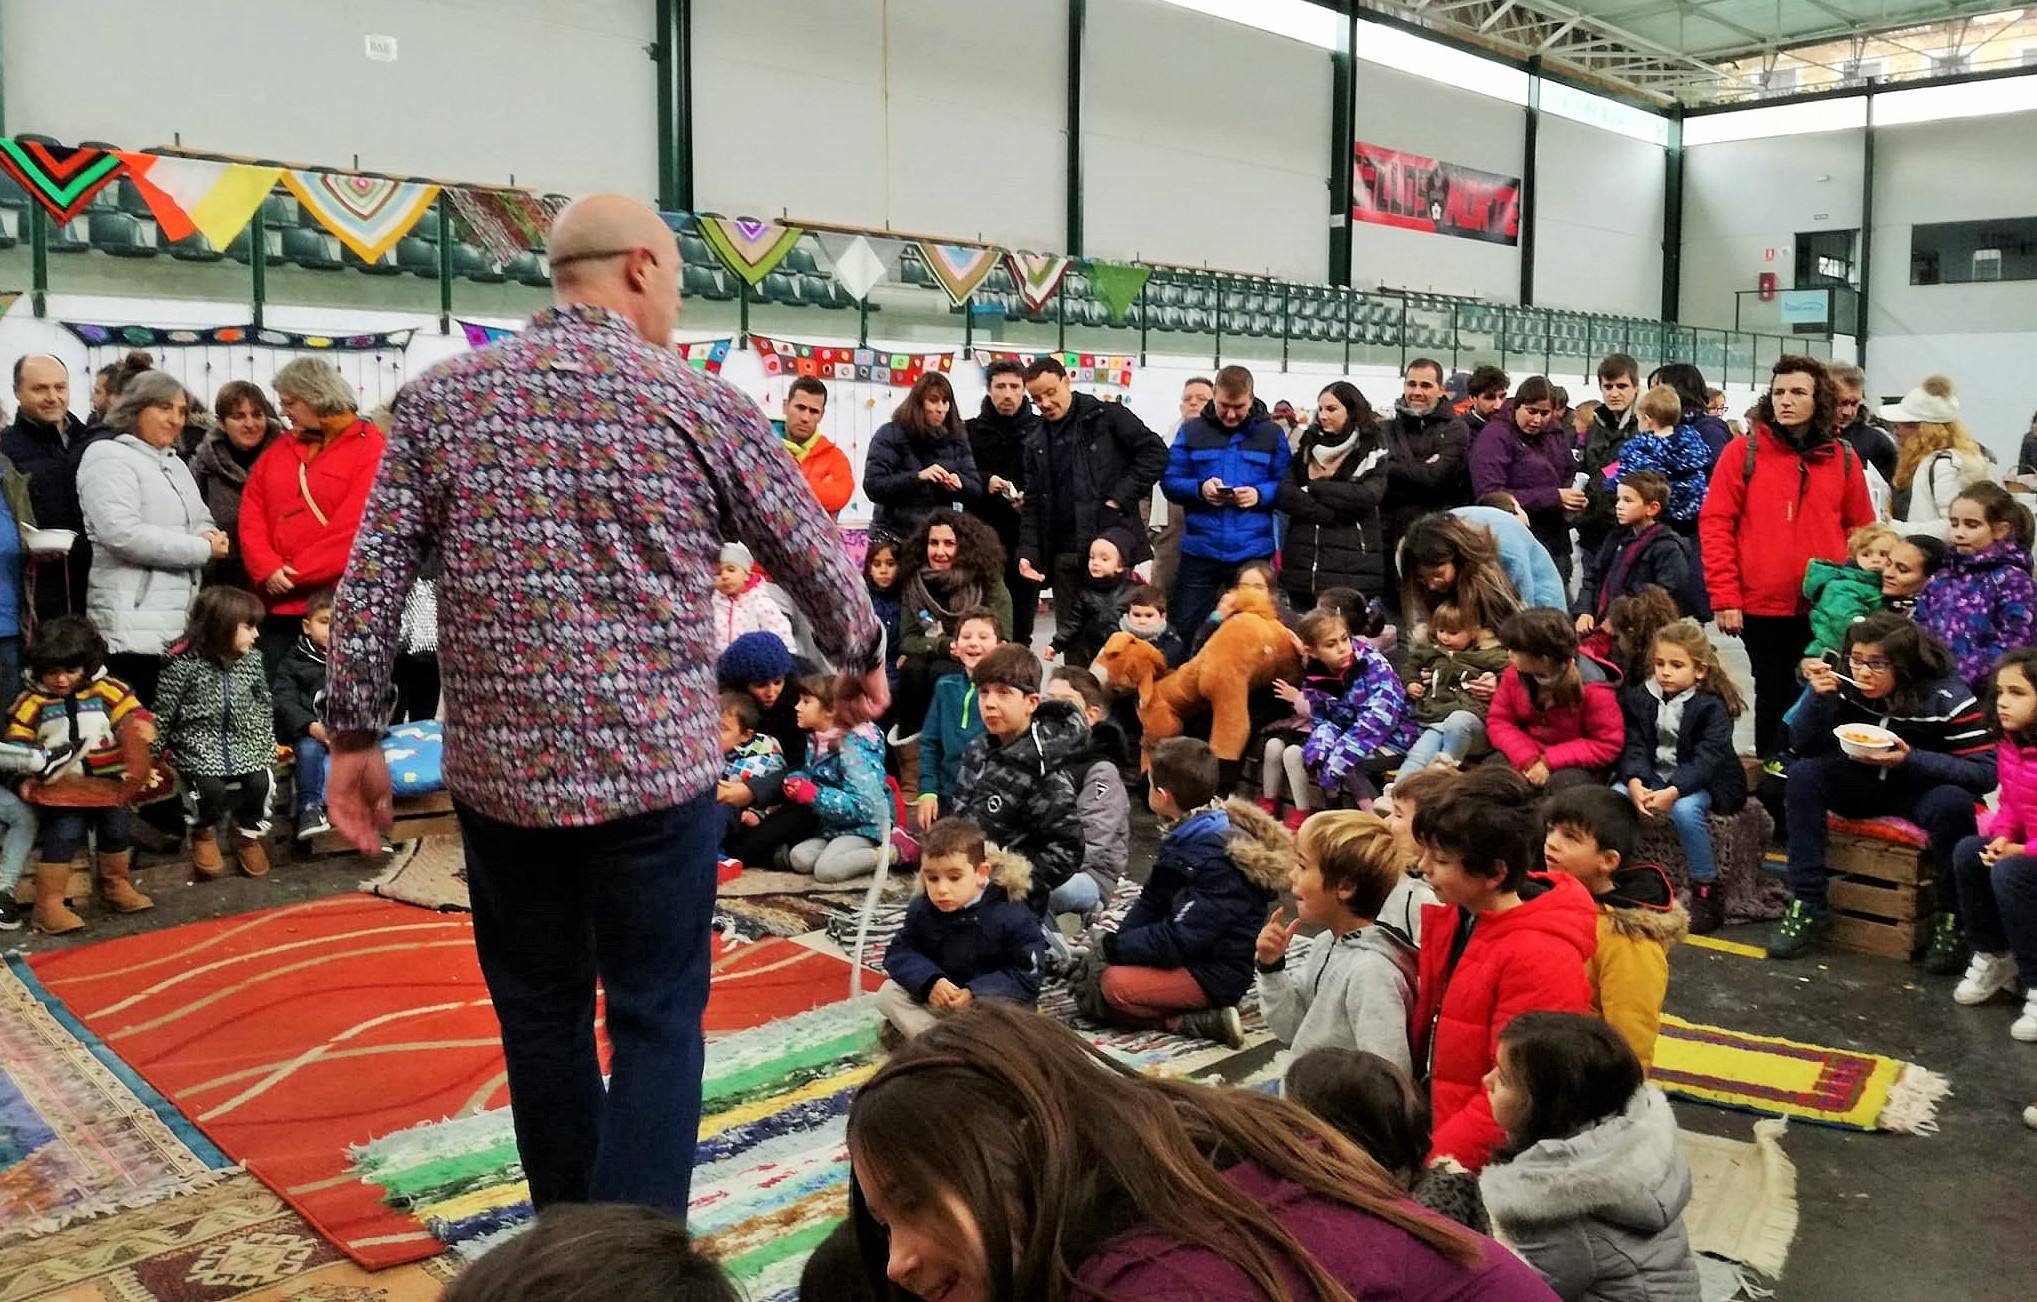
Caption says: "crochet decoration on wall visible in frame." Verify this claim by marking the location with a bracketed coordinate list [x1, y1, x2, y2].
[60, 321, 415, 351]
[749, 334, 953, 388]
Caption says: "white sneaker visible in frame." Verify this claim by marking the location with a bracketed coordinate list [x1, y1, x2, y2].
[2012, 993, 2037, 1043]
[1954, 951, 2019, 1005]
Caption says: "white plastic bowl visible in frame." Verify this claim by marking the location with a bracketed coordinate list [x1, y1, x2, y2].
[24, 527, 75, 554]
[1834, 724, 1898, 759]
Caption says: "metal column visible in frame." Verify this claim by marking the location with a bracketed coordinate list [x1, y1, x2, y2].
[1661, 107, 1683, 322]
[1066, 0, 1085, 255]
[1328, 8, 1356, 286]
[1858, 82, 1875, 353]
[656, 0, 694, 213]
[1518, 57, 1540, 307]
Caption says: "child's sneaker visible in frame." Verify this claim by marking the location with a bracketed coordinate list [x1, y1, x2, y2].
[1954, 951, 2019, 1005]
[1766, 899, 1830, 958]
[0, 895, 21, 931]
[295, 805, 331, 842]
[2024, 1102, 2037, 1131]
[1281, 807, 1308, 833]
[716, 857, 744, 886]
[2012, 991, 2037, 1043]
[1687, 882, 1723, 936]
[1175, 1005, 1245, 1049]
[888, 825, 920, 866]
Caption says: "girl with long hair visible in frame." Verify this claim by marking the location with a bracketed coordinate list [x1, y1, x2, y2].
[862, 372, 983, 542]
[1275, 381, 1389, 608]
[1949, 648, 2037, 1045]
[846, 1003, 1539, 1300]
[1397, 513, 1526, 639]
[1914, 482, 2037, 689]
[1485, 608, 1623, 793]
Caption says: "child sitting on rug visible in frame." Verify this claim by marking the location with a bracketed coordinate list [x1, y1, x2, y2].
[7, 617, 155, 935]
[1254, 811, 1417, 1070]
[1487, 608, 1624, 793]
[1479, 1013, 1700, 1300]
[271, 587, 334, 843]
[877, 816, 1046, 1041]
[154, 587, 278, 882]
[717, 632, 817, 869]
[952, 645, 1087, 915]
[781, 675, 889, 884]
[716, 691, 786, 879]
[1540, 787, 1688, 1071]
[1087, 738, 1287, 1048]
[1044, 666, 1131, 920]
[711, 541, 794, 652]
[1409, 765, 1596, 1170]
[1400, 601, 1508, 773]
[914, 607, 1000, 830]
[439, 1203, 738, 1302]
[1263, 609, 1416, 825]
[1283, 1047, 1489, 1234]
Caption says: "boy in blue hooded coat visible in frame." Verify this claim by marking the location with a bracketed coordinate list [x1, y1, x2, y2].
[877, 816, 1045, 1040]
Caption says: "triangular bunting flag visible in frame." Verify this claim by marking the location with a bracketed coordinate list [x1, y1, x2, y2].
[697, 217, 804, 288]
[1007, 251, 1071, 313]
[1090, 262, 1154, 322]
[118, 154, 280, 248]
[284, 170, 440, 263]
[0, 139, 126, 223]
[918, 242, 1000, 306]
[459, 320, 518, 348]
[0, 292, 18, 318]
[673, 338, 732, 374]
[749, 333, 953, 388]
[448, 188, 568, 266]
[816, 234, 888, 302]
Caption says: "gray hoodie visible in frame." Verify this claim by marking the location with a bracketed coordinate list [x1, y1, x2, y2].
[1255, 922, 1418, 1073]
[1479, 1086, 1702, 1302]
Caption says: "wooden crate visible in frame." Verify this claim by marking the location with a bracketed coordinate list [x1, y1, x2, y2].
[1825, 831, 1933, 958]
[305, 790, 457, 857]
[1827, 831, 1930, 884]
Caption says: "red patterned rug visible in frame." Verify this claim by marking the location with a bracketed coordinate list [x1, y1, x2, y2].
[27, 895, 850, 1268]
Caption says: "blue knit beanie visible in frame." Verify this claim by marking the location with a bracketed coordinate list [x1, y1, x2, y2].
[717, 631, 794, 687]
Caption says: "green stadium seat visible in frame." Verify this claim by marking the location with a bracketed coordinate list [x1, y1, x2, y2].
[679, 232, 713, 265]
[682, 263, 718, 297]
[505, 252, 550, 286]
[758, 271, 796, 303]
[87, 211, 155, 257]
[782, 246, 819, 276]
[453, 242, 504, 282]
[283, 226, 341, 269]
[48, 216, 89, 253]
[167, 231, 225, 263]
[344, 244, 403, 276]
[396, 235, 440, 278]
[802, 274, 846, 309]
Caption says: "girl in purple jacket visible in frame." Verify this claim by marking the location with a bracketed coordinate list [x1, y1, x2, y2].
[1915, 483, 2037, 689]
[1269, 609, 1417, 816]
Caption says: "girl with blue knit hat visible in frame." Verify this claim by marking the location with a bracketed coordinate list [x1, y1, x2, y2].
[717, 632, 820, 868]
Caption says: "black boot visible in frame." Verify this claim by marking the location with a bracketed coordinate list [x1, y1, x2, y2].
[1921, 912, 1969, 975]
[1687, 882, 1724, 936]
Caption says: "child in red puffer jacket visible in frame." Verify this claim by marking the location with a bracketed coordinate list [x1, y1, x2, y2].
[1486, 608, 1624, 793]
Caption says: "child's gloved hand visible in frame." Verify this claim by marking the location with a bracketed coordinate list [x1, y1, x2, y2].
[782, 776, 817, 805]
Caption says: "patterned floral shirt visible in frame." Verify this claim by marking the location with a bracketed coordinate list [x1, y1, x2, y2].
[325, 305, 881, 827]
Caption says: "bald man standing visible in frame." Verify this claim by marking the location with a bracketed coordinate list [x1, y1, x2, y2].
[3, 355, 91, 618]
[324, 195, 885, 1216]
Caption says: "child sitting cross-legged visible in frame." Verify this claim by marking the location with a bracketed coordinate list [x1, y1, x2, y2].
[153, 587, 278, 881]
[6, 617, 155, 935]
[1802, 523, 1900, 667]
[1401, 601, 1508, 772]
[1478, 1013, 1701, 1300]
[952, 644, 1087, 915]
[1043, 666, 1131, 920]
[1254, 811, 1417, 1070]
[717, 633, 818, 868]
[876, 815, 1046, 1042]
[1263, 609, 1416, 825]
[1409, 765, 1597, 1170]
[913, 607, 1000, 831]
[1085, 737, 1288, 1049]
[1614, 618, 1747, 935]
[1540, 787, 1688, 1071]
[716, 690, 784, 878]
[780, 675, 889, 883]
[1488, 607, 1625, 793]
[270, 587, 334, 842]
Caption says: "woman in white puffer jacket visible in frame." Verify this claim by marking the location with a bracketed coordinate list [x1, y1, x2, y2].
[1886, 376, 1995, 542]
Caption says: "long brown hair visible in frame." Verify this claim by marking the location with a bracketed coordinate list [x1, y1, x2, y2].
[891, 371, 963, 442]
[1652, 617, 1746, 715]
[1398, 512, 1523, 634]
[182, 586, 264, 664]
[1498, 607, 1582, 709]
[847, 1003, 1479, 1301]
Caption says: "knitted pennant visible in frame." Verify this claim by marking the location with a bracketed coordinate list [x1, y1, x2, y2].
[816, 234, 888, 302]
[974, 349, 1133, 389]
[117, 154, 280, 247]
[697, 217, 804, 288]
[749, 334, 952, 387]
[0, 139, 126, 223]
[448, 188, 568, 266]
[284, 170, 440, 263]
[60, 320, 410, 350]
[1006, 251, 1071, 312]
[674, 338, 732, 374]
[1088, 263, 1153, 322]
[0, 292, 18, 318]
[459, 320, 518, 348]
[917, 242, 1000, 306]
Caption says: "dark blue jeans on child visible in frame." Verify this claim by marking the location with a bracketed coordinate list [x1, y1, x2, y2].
[1952, 837, 2037, 975]
[457, 787, 718, 1217]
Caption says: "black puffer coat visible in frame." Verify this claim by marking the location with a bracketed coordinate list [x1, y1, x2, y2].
[1017, 392, 1168, 567]
[1275, 424, 1389, 602]
[1379, 403, 1472, 552]
[863, 423, 983, 542]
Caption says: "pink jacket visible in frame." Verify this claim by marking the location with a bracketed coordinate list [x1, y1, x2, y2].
[1984, 735, 2037, 844]
[1486, 664, 1624, 772]
[711, 574, 793, 651]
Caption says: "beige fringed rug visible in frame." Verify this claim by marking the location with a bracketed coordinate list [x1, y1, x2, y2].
[1680, 1117, 1800, 1288]
[359, 835, 468, 911]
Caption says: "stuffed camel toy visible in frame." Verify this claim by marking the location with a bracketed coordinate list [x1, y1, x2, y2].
[1094, 587, 1302, 763]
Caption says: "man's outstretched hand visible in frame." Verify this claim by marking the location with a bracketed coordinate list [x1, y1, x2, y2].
[836, 663, 891, 725]
[327, 734, 394, 854]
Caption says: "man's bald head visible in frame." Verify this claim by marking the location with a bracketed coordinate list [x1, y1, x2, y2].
[12, 354, 71, 425]
[548, 194, 681, 346]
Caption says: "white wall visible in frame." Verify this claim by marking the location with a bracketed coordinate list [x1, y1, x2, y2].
[692, 0, 1067, 248]
[1679, 128, 1864, 330]
[1349, 63, 1522, 301]
[1533, 114, 1663, 317]
[1082, 0, 1331, 279]
[0, 0, 656, 197]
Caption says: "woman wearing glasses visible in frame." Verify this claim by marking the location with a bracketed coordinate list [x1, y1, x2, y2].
[1768, 612, 1995, 965]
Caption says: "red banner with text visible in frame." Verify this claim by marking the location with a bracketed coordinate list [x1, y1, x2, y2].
[1352, 141, 1520, 246]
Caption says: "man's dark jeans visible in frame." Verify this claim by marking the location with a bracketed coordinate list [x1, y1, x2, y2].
[459, 788, 718, 1215]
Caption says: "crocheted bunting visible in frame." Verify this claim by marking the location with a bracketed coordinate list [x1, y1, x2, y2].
[673, 337, 731, 374]
[284, 170, 440, 263]
[446, 188, 567, 265]
[749, 333, 953, 388]
[0, 139, 125, 223]
[816, 233, 889, 302]
[459, 320, 517, 348]
[697, 217, 804, 288]
[116, 154, 279, 247]
[975, 348, 1133, 388]
[1089, 261, 1154, 321]
[1007, 251, 1071, 312]
[918, 241, 1000, 306]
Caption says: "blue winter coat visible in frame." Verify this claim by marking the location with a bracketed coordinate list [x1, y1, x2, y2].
[916, 672, 984, 803]
[883, 862, 1045, 1008]
[1105, 800, 1289, 1005]
[1161, 399, 1292, 563]
[797, 722, 890, 841]
[1449, 506, 1568, 611]
[1617, 422, 1715, 523]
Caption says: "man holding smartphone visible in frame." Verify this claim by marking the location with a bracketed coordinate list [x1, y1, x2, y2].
[1159, 365, 1292, 638]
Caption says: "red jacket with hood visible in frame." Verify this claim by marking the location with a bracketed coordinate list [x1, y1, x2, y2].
[1413, 871, 1598, 1170]
[1698, 421, 1874, 618]
[239, 417, 387, 615]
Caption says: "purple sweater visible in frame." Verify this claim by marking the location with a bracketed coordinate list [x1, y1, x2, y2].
[1468, 404, 1574, 516]
[1074, 1161, 1556, 1300]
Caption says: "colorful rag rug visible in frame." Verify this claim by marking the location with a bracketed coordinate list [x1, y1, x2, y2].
[27, 895, 855, 1268]
[1651, 1015, 1949, 1133]
[284, 170, 440, 263]
[0, 1171, 458, 1302]
[717, 891, 867, 942]
[0, 139, 125, 222]
[0, 958, 233, 1246]
[698, 217, 804, 287]
[446, 188, 567, 266]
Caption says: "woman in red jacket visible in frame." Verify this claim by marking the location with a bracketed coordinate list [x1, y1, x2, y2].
[240, 360, 386, 677]
[1699, 355, 1874, 756]
[1486, 607, 1624, 793]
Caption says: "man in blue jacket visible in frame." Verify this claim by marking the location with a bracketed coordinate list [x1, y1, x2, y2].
[1160, 365, 1292, 638]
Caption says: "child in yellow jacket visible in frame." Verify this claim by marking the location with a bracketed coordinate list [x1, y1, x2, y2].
[1538, 786, 1689, 1069]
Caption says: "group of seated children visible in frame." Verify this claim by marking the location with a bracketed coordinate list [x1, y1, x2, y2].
[1, 589, 336, 935]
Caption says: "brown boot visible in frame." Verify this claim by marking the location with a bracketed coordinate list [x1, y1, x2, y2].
[236, 835, 271, 879]
[31, 860, 85, 935]
[98, 849, 153, 913]
[191, 827, 225, 879]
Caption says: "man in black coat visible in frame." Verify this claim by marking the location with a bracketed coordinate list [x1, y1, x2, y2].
[967, 358, 1042, 644]
[1379, 358, 1472, 611]
[2, 354, 91, 619]
[1016, 357, 1168, 646]
[1830, 363, 1897, 487]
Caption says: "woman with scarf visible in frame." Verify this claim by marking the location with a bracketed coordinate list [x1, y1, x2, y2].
[1468, 376, 1586, 582]
[190, 381, 283, 591]
[892, 508, 1011, 737]
[862, 372, 982, 545]
[1275, 381, 1389, 610]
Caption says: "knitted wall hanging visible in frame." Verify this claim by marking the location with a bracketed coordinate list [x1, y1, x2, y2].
[917, 242, 1000, 306]
[1089, 262, 1155, 322]
[117, 154, 281, 248]
[1007, 252, 1071, 313]
[0, 139, 125, 223]
[447, 188, 568, 266]
[284, 170, 441, 263]
[974, 349, 1133, 388]
[816, 233, 891, 302]
[60, 321, 414, 351]
[697, 217, 805, 288]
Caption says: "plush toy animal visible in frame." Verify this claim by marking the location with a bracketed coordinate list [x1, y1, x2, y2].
[1094, 588, 1302, 762]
